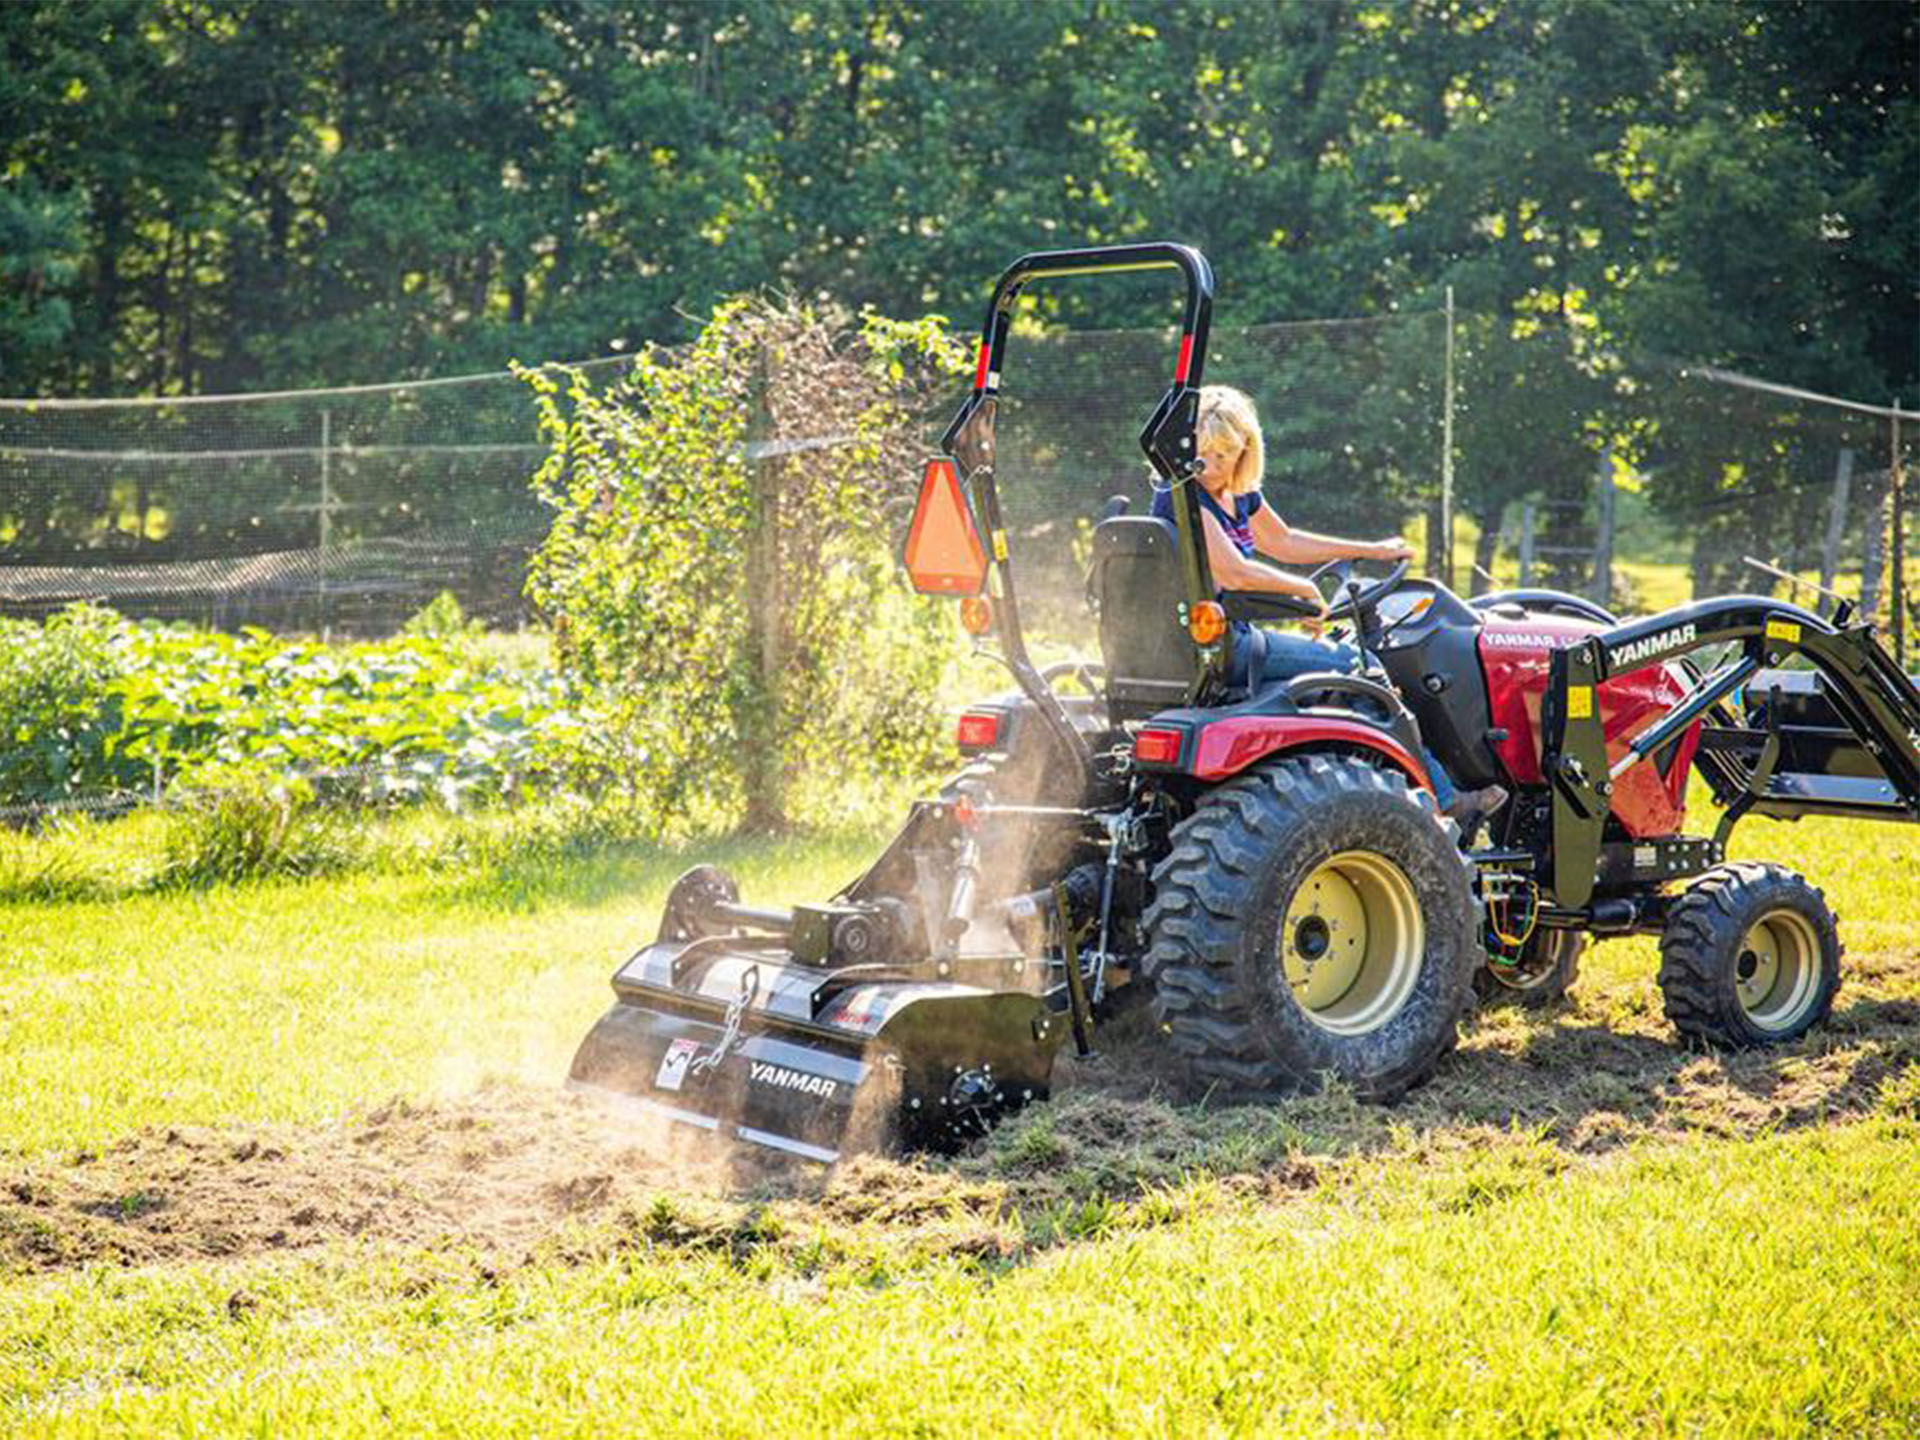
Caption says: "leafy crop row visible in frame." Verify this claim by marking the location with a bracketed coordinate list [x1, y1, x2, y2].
[1, 603, 581, 812]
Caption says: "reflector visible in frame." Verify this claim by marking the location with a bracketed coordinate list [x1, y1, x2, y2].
[1133, 727, 1184, 765]
[955, 712, 1000, 750]
[903, 458, 988, 595]
[1188, 600, 1226, 644]
[959, 595, 993, 634]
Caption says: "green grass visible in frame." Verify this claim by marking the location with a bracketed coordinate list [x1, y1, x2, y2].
[0, 1118, 1913, 1436]
[0, 824, 889, 1156]
[1, 798, 1915, 1434]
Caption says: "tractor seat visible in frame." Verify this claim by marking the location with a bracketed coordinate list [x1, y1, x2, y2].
[1089, 515, 1203, 724]
[1088, 514, 1432, 761]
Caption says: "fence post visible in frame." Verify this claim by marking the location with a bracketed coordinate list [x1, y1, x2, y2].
[1518, 502, 1536, 586]
[1860, 469, 1887, 624]
[1439, 284, 1455, 590]
[1591, 455, 1615, 609]
[318, 406, 332, 641]
[1819, 446, 1854, 599]
[1894, 403, 1907, 667]
[740, 351, 785, 833]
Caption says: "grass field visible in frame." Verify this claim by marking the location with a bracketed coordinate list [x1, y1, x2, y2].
[2, 800, 1916, 1434]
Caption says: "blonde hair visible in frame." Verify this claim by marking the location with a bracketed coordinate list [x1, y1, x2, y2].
[1196, 385, 1264, 495]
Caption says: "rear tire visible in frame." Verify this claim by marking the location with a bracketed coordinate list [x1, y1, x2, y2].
[1475, 929, 1583, 1009]
[1658, 862, 1841, 1048]
[1142, 755, 1479, 1101]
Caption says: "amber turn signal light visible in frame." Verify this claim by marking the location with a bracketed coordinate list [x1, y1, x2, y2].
[959, 595, 994, 635]
[1188, 601, 1226, 644]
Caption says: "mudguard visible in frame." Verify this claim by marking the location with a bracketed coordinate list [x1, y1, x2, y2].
[1128, 707, 1433, 790]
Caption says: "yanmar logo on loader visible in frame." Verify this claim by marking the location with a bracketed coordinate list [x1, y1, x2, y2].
[1481, 630, 1571, 649]
[1609, 622, 1696, 669]
[750, 1061, 838, 1100]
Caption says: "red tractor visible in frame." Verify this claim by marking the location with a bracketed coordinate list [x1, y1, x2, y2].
[569, 245, 1920, 1161]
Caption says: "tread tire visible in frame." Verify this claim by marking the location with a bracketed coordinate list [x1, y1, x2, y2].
[1141, 754, 1480, 1101]
[1657, 862, 1841, 1049]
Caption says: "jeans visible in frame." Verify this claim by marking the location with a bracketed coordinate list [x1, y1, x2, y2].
[1241, 627, 1461, 809]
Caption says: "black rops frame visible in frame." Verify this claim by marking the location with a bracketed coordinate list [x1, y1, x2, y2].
[939, 243, 1220, 779]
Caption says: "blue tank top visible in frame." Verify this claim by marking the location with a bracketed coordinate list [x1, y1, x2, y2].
[1150, 486, 1265, 556]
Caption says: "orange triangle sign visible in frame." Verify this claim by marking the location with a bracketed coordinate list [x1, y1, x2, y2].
[903, 457, 989, 595]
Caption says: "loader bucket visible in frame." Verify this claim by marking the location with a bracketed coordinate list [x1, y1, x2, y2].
[568, 934, 1067, 1163]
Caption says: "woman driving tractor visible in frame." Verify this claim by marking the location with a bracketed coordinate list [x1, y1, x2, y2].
[1149, 384, 1507, 825]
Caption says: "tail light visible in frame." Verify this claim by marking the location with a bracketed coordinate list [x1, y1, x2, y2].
[1133, 727, 1185, 765]
[955, 711, 1001, 751]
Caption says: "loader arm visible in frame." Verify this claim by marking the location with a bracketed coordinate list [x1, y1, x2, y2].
[1541, 596, 1920, 908]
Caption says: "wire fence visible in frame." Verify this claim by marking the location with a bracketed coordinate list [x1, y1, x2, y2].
[0, 355, 632, 634]
[0, 315, 1911, 644]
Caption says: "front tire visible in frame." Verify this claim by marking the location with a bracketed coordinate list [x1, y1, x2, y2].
[1142, 755, 1479, 1101]
[1657, 862, 1841, 1048]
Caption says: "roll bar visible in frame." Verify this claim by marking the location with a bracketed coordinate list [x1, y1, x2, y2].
[940, 242, 1215, 468]
[937, 244, 1222, 781]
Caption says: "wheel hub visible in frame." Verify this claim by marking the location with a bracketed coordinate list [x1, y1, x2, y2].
[1293, 914, 1333, 962]
[1734, 909, 1819, 1032]
[1280, 851, 1425, 1037]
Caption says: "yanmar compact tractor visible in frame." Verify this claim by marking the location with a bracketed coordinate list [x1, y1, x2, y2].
[569, 245, 1920, 1162]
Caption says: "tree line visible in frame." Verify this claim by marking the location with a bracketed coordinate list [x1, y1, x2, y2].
[4, 0, 1911, 400]
[0, 0, 1913, 602]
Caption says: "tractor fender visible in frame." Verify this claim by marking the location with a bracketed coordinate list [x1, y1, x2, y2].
[1188, 715, 1433, 790]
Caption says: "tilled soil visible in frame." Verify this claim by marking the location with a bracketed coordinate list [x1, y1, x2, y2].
[3, 949, 1913, 1279]
[0, 1087, 738, 1276]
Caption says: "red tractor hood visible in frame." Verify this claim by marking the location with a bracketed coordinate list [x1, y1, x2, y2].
[1478, 615, 1700, 838]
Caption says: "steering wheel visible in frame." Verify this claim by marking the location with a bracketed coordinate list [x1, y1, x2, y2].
[1307, 555, 1413, 635]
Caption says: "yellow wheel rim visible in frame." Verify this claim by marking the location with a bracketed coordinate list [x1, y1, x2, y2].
[1734, 909, 1821, 1032]
[1280, 851, 1425, 1037]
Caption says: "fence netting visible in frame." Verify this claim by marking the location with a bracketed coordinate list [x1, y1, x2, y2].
[0, 317, 1911, 647]
[0, 357, 630, 634]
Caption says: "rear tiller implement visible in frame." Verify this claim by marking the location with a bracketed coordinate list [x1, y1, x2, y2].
[568, 244, 1920, 1161]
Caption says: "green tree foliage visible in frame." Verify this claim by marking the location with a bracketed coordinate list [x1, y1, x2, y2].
[2, 1, 1909, 398]
[523, 296, 967, 833]
[1, 0, 1911, 592]
[0, 176, 87, 388]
